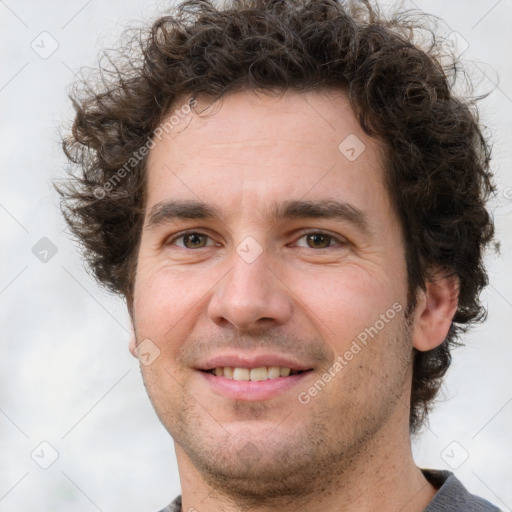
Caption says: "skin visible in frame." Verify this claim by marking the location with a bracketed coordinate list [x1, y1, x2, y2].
[130, 88, 459, 512]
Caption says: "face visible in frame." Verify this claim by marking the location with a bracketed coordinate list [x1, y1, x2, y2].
[132, 88, 414, 498]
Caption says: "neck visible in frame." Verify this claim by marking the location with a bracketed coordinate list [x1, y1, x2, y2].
[175, 412, 436, 512]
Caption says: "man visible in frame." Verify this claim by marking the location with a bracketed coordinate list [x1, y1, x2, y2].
[59, 0, 500, 510]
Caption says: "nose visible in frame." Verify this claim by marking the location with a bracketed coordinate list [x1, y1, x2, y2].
[207, 251, 293, 331]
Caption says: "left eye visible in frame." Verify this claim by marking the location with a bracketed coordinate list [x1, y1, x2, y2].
[170, 232, 214, 249]
[294, 232, 345, 249]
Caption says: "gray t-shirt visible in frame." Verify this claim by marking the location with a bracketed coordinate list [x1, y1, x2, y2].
[422, 469, 501, 511]
[158, 469, 501, 511]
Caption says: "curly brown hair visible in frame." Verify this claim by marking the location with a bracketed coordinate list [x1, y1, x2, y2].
[57, 0, 496, 434]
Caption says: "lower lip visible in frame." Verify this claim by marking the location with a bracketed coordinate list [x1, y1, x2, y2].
[200, 371, 311, 401]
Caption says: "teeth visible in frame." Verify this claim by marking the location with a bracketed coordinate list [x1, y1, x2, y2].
[249, 367, 268, 381]
[210, 366, 299, 381]
[280, 367, 291, 377]
[268, 366, 281, 379]
[233, 368, 250, 381]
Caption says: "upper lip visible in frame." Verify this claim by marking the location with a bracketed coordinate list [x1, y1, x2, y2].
[196, 353, 314, 371]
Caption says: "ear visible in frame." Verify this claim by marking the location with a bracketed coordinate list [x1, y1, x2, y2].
[412, 270, 460, 352]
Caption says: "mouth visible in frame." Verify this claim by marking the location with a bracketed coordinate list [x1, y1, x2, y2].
[198, 362, 313, 401]
[203, 366, 308, 381]
[195, 353, 315, 400]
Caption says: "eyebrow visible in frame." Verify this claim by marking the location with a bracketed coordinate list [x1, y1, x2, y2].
[269, 199, 372, 235]
[146, 200, 221, 229]
[145, 198, 372, 236]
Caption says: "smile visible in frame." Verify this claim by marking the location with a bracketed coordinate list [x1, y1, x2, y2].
[204, 366, 305, 380]
[200, 366, 313, 401]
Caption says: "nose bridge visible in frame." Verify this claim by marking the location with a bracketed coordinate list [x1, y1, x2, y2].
[208, 242, 292, 329]
[229, 246, 271, 300]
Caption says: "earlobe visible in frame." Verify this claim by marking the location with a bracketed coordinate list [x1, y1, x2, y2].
[412, 272, 459, 352]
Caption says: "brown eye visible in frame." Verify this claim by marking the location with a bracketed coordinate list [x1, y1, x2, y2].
[305, 233, 332, 249]
[170, 232, 212, 249]
[293, 231, 347, 250]
[183, 233, 208, 249]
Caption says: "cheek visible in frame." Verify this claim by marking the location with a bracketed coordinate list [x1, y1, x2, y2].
[291, 268, 410, 414]
[133, 263, 207, 349]
[289, 263, 404, 348]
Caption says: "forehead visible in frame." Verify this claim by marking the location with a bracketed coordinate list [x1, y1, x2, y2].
[145, 88, 391, 227]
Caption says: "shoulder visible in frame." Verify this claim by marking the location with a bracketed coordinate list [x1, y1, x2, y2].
[423, 469, 502, 511]
[156, 495, 182, 512]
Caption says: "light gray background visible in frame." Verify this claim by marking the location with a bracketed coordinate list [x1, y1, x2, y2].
[1, 1, 511, 511]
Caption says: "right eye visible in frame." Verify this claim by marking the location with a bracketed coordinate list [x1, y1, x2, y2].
[167, 231, 215, 249]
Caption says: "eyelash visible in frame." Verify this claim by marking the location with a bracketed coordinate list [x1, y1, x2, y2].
[166, 229, 348, 249]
